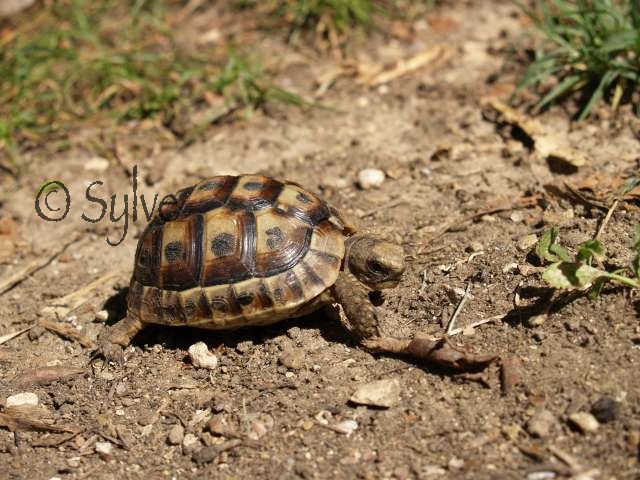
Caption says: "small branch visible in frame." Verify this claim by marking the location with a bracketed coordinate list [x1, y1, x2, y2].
[594, 199, 619, 240]
[0, 326, 33, 346]
[0, 234, 82, 296]
[446, 282, 472, 335]
[448, 314, 506, 336]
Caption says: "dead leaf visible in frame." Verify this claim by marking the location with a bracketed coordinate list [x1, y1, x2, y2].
[363, 337, 498, 372]
[0, 409, 78, 433]
[500, 354, 523, 394]
[38, 318, 96, 349]
[15, 367, 86, 387]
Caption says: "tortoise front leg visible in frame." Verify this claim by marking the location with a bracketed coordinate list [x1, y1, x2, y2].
[95, 315, 144, 364]
[330, 271, 381, 341]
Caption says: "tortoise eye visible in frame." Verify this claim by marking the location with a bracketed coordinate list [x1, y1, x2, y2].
[367, 259, 385, 275]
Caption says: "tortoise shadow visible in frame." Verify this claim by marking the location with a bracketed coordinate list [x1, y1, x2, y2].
[100, 289, 497, 380]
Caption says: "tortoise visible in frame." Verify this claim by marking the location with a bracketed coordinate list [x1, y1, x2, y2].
[99, 174, 406, 361]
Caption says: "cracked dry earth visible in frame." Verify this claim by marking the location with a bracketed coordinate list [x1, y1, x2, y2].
[1, 1, 640, 479]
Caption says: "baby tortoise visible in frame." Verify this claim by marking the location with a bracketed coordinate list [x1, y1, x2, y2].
[99, 174, 407, 361]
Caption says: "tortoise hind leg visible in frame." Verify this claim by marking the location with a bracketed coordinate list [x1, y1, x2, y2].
[95, 316, 144, 364]
[330, 271, 381, 341]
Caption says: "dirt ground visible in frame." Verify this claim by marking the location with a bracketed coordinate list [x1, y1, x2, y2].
[1, 1, 640, 479]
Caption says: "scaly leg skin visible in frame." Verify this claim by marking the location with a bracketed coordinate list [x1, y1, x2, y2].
[331, 271, 381, 341]
[95, 316, 144, 364]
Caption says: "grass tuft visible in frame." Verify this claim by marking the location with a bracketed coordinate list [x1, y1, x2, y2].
[0, 0, 308, 156]
[515, 0, 640, 120]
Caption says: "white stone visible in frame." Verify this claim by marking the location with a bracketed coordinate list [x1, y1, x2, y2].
[333, 419, 358, 436]
[350, 378, 401, 408]
[188, 342, 218, 370]
[83, 157, 110, 172]
[95, 310, 109, 322]
[6, 392, 38, 407]
[517, 234, 538, 251]
[357, 168, 386, 190]
[568, 412, 600, 434]
[95, 441, 113, 455]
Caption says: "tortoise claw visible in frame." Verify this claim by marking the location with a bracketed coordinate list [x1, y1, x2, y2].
[91, 339, 125, 366]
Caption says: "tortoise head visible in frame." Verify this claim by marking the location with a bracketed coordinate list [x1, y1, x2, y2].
[344, 235, 405, 290]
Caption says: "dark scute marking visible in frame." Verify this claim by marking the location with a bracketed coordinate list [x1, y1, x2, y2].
[164, 241, 184, 263]
[273, 287, 284, 303]
[236, 292, 254, 306]
[127, 281, 144, 315]
[243, 181, 264, 191]
[227, 197, 272, 211]
[162, 291, 185, 324]
[296, 192, 312, 204]
[192, 214, 204, 285]
[143, 288, 163, 321]
[240, 212, 257, 275]
[196, 291, 212, 319]
[266, 226, 284, 250]
[199, 180, 226, 191]
[300, 261, 324, 288]
[288, 203, 331, 226]
[210, 296, 228, 313]
[135, 223, 163, 286]
[183, 298, 197, 318]
[182, 176, 238, 215]
[258, 282, 274, 308]
[285, 271, 304, 298]
[211, 233, 236, 257]
[164, 186, 195, 221]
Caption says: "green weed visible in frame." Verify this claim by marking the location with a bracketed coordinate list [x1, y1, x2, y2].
[515, 0, 640, 120]
[536, 225, 640, 297]
[0, 0, 308, 155]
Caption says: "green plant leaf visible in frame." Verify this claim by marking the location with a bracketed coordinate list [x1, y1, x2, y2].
[576, 239, 604, 264]
[542, 262, 605, 289]
[536, 227, 573, 263]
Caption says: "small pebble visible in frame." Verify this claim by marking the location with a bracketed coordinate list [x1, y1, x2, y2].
[517, 234, 538, 251]
[167, 424, 185, 445]
[188, 342, 218, 370]
[356, 168, 385, 190]
[510, 211, 524, 223]
[527, 472, 557, 480]
[279, 347, 305, 370]
[28, 326, 45, 341]
[83, 157, 110, 173]
[568, 412, 600, 434]
[526, 409, 555, 438]
[448, 457, 464, 470]
[502, 262, 519, 273]
[182, 433, 200, 455]
[333, 419, 358, 436]
[564, 318, 581, 331]
[246, 413, 274, 440]
[6, 392, 38, 407]
[95, 310, 109, 322]
[421, 466, 446, 477]
[95, 441, 113, 456]
[590, 396, 619, 423]
[235, 340, 253, 353]
[350, 378, 401, 408]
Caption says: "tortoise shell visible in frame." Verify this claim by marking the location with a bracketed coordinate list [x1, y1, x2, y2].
[127, 175, 346, 329]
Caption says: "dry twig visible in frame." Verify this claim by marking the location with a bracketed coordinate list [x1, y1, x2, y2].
[0, 234, 82, 296]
